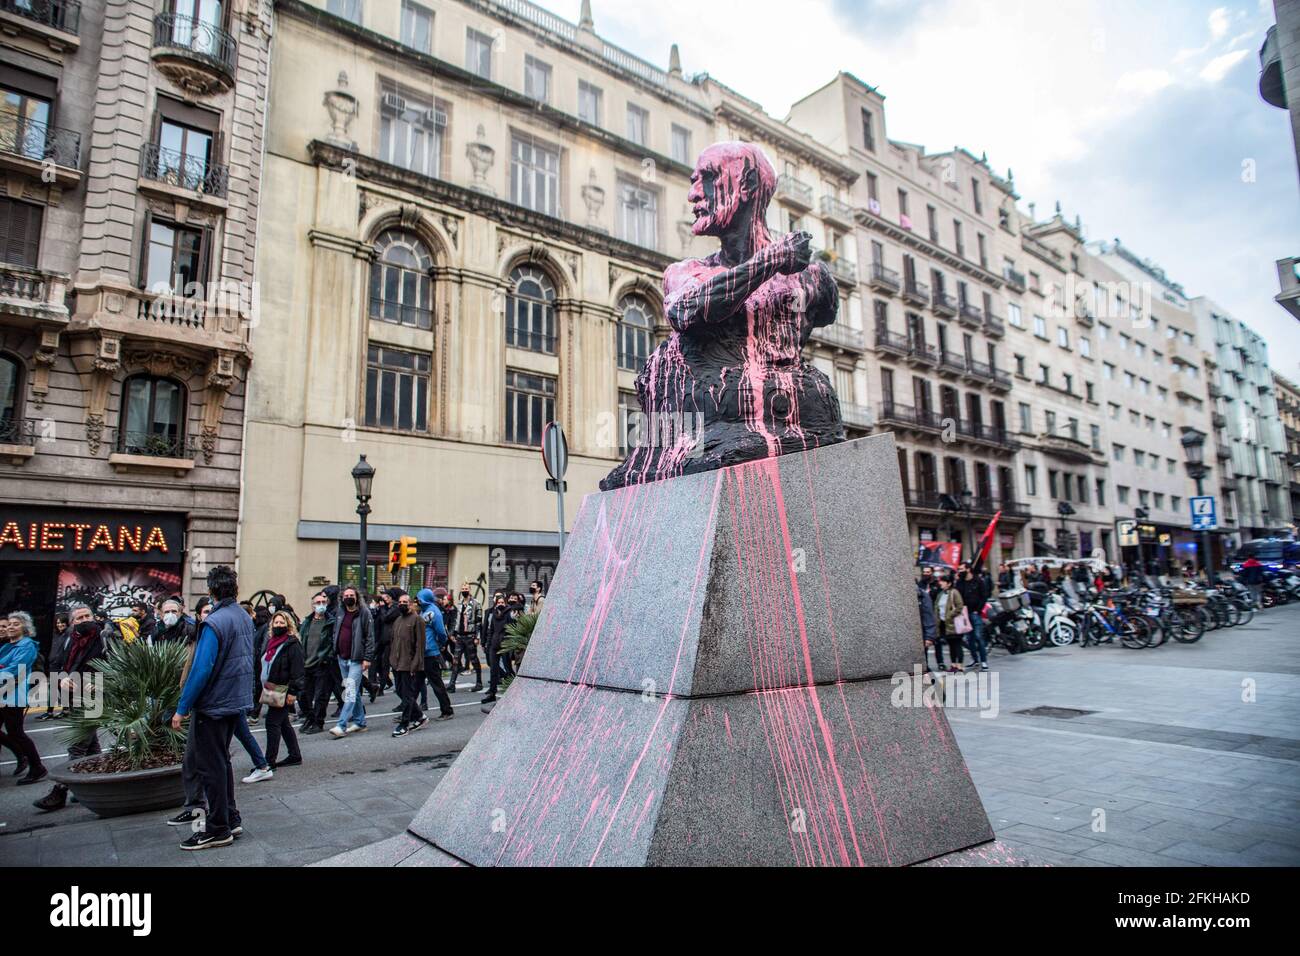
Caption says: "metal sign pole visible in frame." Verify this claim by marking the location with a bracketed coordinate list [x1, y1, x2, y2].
[556, 481, 566, 557]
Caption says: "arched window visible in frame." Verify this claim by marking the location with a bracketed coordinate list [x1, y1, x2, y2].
[0, 353, 22, 444]
[369, 230, 433, 329]
[617, 295, 654, 371]
[119, 375, 186, 457]
[506, 265, 556, 354]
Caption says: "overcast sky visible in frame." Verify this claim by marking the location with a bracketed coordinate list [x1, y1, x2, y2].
[541, 0, 1300, 376]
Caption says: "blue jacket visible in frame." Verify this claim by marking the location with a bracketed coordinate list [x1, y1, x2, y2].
[0, 637, 38, 708]
[177, 597, 255, 718]
[417, 589, 448, 657]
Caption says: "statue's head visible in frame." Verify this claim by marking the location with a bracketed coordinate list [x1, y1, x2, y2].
[688, 142, 776, 238]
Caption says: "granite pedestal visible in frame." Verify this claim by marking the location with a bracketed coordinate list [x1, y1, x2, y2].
[337, 434, 993, 866]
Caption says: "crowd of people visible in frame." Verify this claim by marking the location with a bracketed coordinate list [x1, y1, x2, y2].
[0, 568, 546, 850]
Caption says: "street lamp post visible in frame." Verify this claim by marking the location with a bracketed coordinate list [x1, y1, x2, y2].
[351, 454, 375, 592]
[1181, 428, 1215, 585]
[960, 488, 975, 562]
[1056, 501, 1076, 558]
[1134, 506, 1150, 581]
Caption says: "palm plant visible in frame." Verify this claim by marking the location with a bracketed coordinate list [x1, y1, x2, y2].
[62, 639, 188, 770]
[499, 611, 538, 694]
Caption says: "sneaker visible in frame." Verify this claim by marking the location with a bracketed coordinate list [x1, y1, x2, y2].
[392, 725, 409, 738]
[231, 826, 244, 839]
[168, 808, 203, 826]
[180, 831, 234, 851]
[345, 723, 368, 735]
[273, 755, 302, 768]
[329, 726, 347, 739]
[981, 662, 990, 671]
[247, 716, 260, 725]
[410, 717, 428, 732]
[436, 712, 454, 721]
[242, 766, 274, 784]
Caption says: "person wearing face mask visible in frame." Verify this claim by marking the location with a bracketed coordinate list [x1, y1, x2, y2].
[328, 586, 375, 738]
[298, 591, 337, 735]
[481, 593, 514, 704]
[254, 611, 305, 775]
[388, 591, 428, 736]
[33, 603, 105, 812]
[448, 583, 482, 694]
[153, 599, 196, 645]
[1, 612, 46, 785]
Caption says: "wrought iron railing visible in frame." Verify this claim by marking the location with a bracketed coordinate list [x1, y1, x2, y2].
[114, 429, 193, 459]
[902, 278, 929, 304]
[819, 194, 853, 224]
[152, 12, 237, 77]
[506, 321, 556, 354]
[984, 313, 1005, 336]
[140, 142, 229, 197]
[1003, 267, 1026, 291]
[0, 111, 81, 167]
[931, 291, 957, 316]
[0, 417, 36, 445]
[826, 256, 856, 284]
[775, 174, 813, 208]
[0, 0, 80, 34]
[908, 341, 938, 365]
[369, 295, 433, 330]
[869, 262, 900, 292]
[959, 303, 984, 325]
[840, 402, 874, 430]
[811, 323, 865, 351]
[877, 401, 942, 431]
[939, 350, 967, 374]
[874, 328, 910, 356]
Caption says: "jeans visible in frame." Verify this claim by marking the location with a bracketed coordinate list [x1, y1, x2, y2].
[336, 659, 367, 730]
[181, 724, 205, 809]
[232, 712, 268, 770]
[964, 616, 989, 665]
[424, 655, 453, 717]
[192, 713, 240, 838]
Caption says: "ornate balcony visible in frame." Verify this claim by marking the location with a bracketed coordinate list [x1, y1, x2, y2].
[140, 142, 229, 198]
[984, 312, 1005, 337]
[867, 262, 900, 295]
[775, 173, 813, 211]
[811, 322, 865, 351]
[151, 12, 237, 95]
[873, 328, 910, 359]
[957, 420, 1020, 451]
[0, 0, 80, 47]
[931, 290, 957, 317]
[902, 277, 930, 307]
[819, 194, 854, 228]
[959, 303, 984, 328]
[1003, 267, 1026, 292]
[841, 402, 874, 431]
[906, 340, 938, 367]
[0, 114, 81, 186]
[1036, 432, 1099, 464]
[938, 349, 967, 376]
[877, 401, 942, 433]
[0, 264, 71, 323]
[825, 255, 856, 286]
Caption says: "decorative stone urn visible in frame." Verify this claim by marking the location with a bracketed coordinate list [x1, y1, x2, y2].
[466, 125, 496, 195]
[323, 71, 358, 151]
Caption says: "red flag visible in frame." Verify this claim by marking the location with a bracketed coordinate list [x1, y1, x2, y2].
[973, 511, 1002, 572]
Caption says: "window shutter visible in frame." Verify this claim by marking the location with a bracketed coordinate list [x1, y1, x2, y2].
[137, 209, 153, 289]
[2, 199, 43, 269]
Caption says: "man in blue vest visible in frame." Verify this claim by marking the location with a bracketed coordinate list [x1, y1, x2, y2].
[171, 565, 254, 850]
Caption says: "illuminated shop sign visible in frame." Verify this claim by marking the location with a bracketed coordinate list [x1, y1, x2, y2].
[0, 507, 184, 564]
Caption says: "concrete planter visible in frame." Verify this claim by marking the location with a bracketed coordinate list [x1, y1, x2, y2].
[49, 757, 185, 819]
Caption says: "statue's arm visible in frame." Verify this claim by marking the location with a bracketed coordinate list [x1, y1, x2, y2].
[665, 233, 811, 333]
[805, 262, 840, 328]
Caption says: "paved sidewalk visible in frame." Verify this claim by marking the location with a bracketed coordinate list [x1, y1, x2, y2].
[1, 607, 1297, 866]
[947, 603, 1300, 866]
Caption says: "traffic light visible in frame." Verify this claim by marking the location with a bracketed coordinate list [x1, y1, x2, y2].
[388, 537, 418, 574]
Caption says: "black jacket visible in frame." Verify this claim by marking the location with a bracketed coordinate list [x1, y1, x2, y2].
[154, 618, 196, 645]
[955, 575, 989, 615]
[260, 637, 306, 699]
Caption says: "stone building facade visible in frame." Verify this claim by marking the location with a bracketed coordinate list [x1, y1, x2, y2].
[0, 0, 271, 626]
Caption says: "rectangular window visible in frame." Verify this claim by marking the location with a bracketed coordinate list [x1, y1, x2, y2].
[1118, 485, 1129, 505]
[1038, 364, 1050, 385]
[144, 218, 205, 294]
[1080, 336, 1091, 358]
[1058, 326, 1069, 348]
[926, 205, 938, 242]
[1024, 465, 1038, 497]
[400, 1, 433, 52]
[953, 220, 964, 257]
[504, 370, 555, 446]
[1113, 444, 1124, 462]
[977, 233, 987, 268]
[466, 28, 493, 79]
[1044, 410, 1056, 435]
[1034, 314, 1047, 338]
[327, 0, 362, 24]
[1090, 423, 1101, 450]
[1048, 469, 1058, 499]
[1014, 354, 1025, 376]
[379, 89, 444, 179]
[1008, 302, 1022, 327]
[524, 56, 551, 104]
[1103, 362, 1115, 380]
[1096, 480, 1106, 506]
[971, 179, 983, 215]
[1018, 402, 1032, 433]
[0, 197, 43, 268]
[1171, 495, 1181, 512]
[897, 188, 909, 218]
[618, 178, 658, 251]
[866, 172, 878, 202]
[365, 344, 429, 432]
[511, 135, 559, 216]
[618, 390, 638, 456]
[671, 124, 691, 164]
[578, 81, 602, 126]
[626, 103, 649, 146]
[1134, 450, 1145, 466]
[861, 108, 875, 151]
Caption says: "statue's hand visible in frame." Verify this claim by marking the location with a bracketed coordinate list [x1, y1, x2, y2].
[771, 231, 813, 275]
